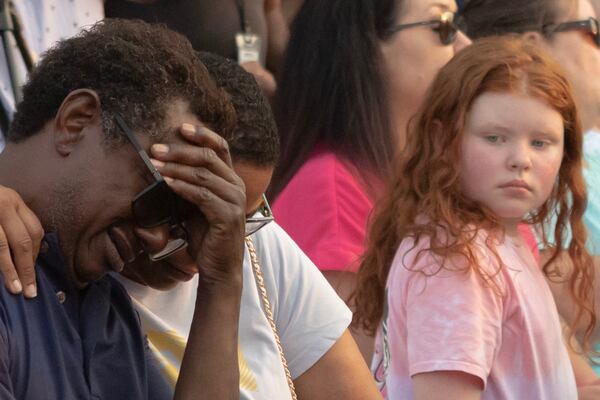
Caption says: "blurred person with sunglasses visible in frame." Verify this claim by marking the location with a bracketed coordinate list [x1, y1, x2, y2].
[267, 0, 475, 361]
[0, 19, 251, 399]
[462, 0, 600, 373]
[0, 50, 381, 398]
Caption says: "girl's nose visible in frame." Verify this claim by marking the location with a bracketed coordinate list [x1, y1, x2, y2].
[507, 143, 533, 171]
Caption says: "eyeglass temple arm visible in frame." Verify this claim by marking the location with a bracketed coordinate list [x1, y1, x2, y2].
[545, 18, 594, 34]
[114, 113, 164, 182]
[388, 20, 437, 35]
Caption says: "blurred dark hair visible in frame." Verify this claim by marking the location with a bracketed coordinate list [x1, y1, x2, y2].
[9, 19, 235, 143]
[268, 0, 401, 199]
[199, 52, 279, 167]
[461, 0, 576, 39]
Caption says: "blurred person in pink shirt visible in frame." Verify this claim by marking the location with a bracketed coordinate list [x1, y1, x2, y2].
[268, 0, 475, 359]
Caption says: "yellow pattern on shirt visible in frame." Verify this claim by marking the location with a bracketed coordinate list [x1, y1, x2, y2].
[147, 329, 258, 391]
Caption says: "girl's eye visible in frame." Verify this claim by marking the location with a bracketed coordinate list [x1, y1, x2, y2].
[484, 135, 500, 143]
[531, 139, 546, 148]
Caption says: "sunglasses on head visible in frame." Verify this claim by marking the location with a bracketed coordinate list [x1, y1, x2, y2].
[388, 11, 460, 46]
[543, 17, 600, 48]
[114, 113, 196, 229]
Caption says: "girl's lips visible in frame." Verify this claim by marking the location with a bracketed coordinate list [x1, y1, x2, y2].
[498, 179, 532, 191]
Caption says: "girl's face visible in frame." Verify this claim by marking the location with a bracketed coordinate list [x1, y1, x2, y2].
[459, 91, 565, 233]
[381, 0, 471, 147]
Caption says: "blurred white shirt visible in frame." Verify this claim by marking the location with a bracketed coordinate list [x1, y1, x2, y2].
[0, 0, 104, 151]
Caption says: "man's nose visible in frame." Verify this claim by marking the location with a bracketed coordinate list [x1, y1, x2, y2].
[133, 224, 171, 254]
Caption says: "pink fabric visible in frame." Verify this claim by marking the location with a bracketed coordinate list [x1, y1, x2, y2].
[372, 230, 576, 399]
[272, 145, 372, 272]
[518, 224, 540, 265]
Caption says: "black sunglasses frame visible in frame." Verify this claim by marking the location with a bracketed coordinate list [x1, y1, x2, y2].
[245, 194, 274, 236]
[114, 113, 189, 229]
[387, 11, 459, 46]
[544, 17, 600, 47]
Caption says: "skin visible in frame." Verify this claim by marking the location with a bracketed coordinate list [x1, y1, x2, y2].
[281, 0, 304, 25]
[324, 0, 471, 362]
[381, 0, 470, 147]
[592, 0, 600, 18]
[460, 91, 565, 235]
[0, 90, 247, 399]
[537, 0, 600, 132]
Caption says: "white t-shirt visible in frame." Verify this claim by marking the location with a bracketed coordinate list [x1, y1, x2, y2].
[115, 222, 352, 399]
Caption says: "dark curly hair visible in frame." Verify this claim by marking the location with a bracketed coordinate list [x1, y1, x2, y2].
[460, 0, 575, 39]
[8, 19, 235, 143]
[198, 51, 279, 167]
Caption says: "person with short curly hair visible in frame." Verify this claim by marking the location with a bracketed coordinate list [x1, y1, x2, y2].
[0, 19, 248, 399]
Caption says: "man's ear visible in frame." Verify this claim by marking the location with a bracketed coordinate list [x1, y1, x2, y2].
[54, 89, 102, 156]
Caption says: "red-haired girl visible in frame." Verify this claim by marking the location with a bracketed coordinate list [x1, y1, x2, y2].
[354, 36, 597, 399]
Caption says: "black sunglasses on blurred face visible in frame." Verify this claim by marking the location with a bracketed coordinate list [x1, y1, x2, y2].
[544, 17, 600, 48]
[388, 11, 460, 46]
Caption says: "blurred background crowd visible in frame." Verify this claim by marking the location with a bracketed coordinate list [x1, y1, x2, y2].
[0, 0, 600, 399]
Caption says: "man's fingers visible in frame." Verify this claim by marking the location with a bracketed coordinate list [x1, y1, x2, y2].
[156, 162, 245, 205]
[18, 205, 44, 265]
[0, 226, 23, 295]
[151, 124, 233, 167]
[1, 216, 37, 298]
[166, 179, 245, 229]
[150, 144, 241, 185]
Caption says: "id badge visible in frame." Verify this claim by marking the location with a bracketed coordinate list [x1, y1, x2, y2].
[236, 32, 261, 64]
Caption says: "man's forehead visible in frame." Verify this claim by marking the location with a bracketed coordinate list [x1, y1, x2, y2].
[143, 100, 205, 147]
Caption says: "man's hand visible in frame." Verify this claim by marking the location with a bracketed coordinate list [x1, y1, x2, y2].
[150, 123, 246, 290]
[0, 186, 43, 298]
[150, 123, 246, 399]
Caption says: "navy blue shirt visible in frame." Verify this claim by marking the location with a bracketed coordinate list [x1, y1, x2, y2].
[0, 234, 173, 399]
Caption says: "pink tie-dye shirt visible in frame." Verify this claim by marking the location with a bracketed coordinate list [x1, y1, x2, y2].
[372, 230, 576, 399]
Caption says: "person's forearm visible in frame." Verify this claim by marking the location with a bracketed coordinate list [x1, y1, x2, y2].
[174, 277, 242, 400]
[265, 6, 289, 75]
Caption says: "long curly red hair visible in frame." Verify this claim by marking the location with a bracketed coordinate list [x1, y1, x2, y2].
[353, 37, 595, 349]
